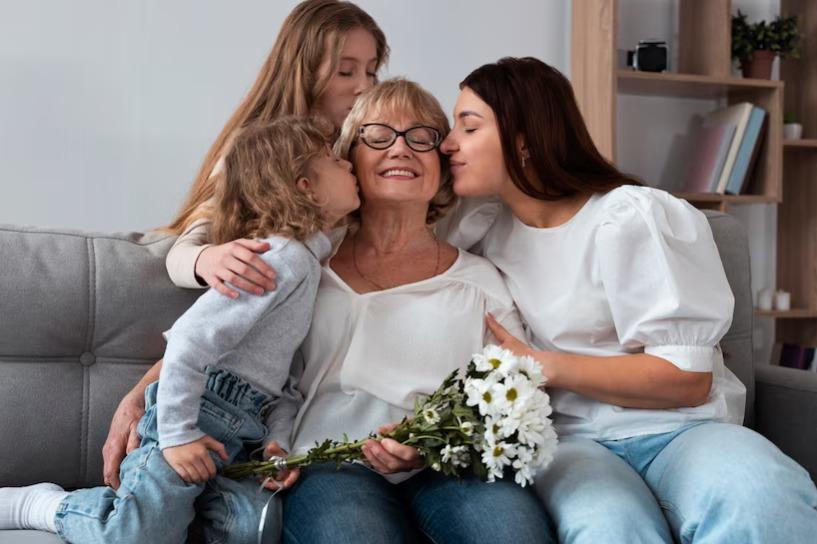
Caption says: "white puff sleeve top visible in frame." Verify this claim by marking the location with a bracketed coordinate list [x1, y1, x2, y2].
[441, 185, 746, 441]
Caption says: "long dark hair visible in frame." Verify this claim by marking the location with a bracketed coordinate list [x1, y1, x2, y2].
[461, 57, 639, 200]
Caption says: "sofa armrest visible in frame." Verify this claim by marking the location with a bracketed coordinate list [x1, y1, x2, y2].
[754, 364, 817, 481]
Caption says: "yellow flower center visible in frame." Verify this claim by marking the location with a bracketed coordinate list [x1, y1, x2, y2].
[489, 358, 502, 369]
[483, 391, 492, 403]
[506, 388, 518, 402]
[493, 446, 504, 457]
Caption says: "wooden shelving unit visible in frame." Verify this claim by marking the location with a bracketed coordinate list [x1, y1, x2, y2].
[572, 0, 817, 357]
[755, 309, 817, 319]
[777, 0, 817, 347]
[784, 139, 817, 149]
[572, 0, 783, 212]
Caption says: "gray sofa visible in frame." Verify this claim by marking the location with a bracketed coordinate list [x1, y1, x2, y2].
[1, 211, 816, 543]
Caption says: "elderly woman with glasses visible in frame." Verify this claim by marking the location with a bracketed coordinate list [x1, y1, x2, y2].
[280, 79, 555, 544]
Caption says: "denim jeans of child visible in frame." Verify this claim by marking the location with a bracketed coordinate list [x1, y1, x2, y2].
[281, 462, 556, 543]
[55, 369, 279, 544]
[535, 422, 817, 544]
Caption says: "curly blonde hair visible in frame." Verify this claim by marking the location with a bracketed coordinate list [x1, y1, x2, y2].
[334, 78, 456, 225]
[210, 117, 334, 244]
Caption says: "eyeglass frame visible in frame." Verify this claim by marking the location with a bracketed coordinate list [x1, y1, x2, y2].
[356, 123, 442, 153]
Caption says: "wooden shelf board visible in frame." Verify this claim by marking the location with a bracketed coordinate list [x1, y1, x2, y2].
[617, 70, 783, 98]
[784, 139, 817, 149]
[755, 309, 817, 319]
[673, 192, 779, 204]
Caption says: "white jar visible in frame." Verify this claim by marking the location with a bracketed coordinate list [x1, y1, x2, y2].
[774, 290, 791, 312]
[757, 288, 774, 311]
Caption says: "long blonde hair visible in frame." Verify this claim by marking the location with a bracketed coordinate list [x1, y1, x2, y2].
[211, 117, 334, 244]
[335, 79, 456, 225]
[166, 0, 388, 234]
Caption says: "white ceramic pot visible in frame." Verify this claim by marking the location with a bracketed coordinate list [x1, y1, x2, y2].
[784, 123, 803, 140]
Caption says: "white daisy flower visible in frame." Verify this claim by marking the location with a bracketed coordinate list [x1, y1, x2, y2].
[490, 374, 536, 416]
[441, 444, 470, 467]
[465, 377, 500, 416]
[517, 355, 545, 387]
[459, 421, 474, 436]
[422, 406, 440, 425]
[512, 447, 536, 487]
[473, 344, 517, 375]
[482, 441, 516, 481]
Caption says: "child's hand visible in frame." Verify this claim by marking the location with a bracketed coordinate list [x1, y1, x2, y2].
[260, 441, 300, 490]
[162, 435, 229, 484]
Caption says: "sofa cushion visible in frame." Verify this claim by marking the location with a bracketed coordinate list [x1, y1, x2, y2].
[703, 211, 755, 426]
[0, 225, 200, 488]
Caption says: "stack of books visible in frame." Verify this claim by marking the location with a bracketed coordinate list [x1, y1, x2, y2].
[676, 102, 767, 195]
[771, 342, 817, 371]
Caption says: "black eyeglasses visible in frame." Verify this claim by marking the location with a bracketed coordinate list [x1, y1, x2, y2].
[358, 123, 441, 152]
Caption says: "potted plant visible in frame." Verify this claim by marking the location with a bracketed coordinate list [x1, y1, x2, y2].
[732, 11, 800, 79]
[783, 112, 803, 140]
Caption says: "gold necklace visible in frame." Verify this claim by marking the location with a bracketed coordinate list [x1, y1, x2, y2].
[352, 231, 441, 291]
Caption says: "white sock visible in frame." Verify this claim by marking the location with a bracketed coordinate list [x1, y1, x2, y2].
[0, 483, 67, 532]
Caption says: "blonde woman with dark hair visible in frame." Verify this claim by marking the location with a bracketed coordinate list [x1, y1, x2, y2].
[281, 79, 555, 543]
[102, 0, 388, 491]
[0, 117, 360, 544]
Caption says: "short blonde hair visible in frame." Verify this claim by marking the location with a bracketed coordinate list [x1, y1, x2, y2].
[335, 78, 456, 224]
[211, 117, 334, 244]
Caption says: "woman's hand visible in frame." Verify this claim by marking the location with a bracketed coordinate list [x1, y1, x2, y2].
[162, 435, 229, 484]
[102, 391, 145, 489]
[195, 239, 277, 298]
[362, 423, 424, 474]
[486, 313, 557, 382]
[260, 441, 300, 491]
[485, 313, 534, 358]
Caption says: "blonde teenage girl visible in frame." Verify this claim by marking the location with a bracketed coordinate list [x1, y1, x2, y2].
[102, 0, 388, 489]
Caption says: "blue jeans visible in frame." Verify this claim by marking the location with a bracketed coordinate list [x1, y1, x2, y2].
[282, 462, 555, 543]
[535, 422, 817, 543]
[55, 369, 279, 544]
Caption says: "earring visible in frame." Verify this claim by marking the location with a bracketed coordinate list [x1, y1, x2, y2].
[521, 154, 528, 168]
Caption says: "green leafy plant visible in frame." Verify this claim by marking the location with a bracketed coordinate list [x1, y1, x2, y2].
[732, 10, 800, 61]
[783, 112, 800, 125]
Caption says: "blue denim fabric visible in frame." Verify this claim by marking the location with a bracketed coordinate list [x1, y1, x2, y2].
[535, 422, 817, 544]
[55, 369, 279, 544]
[282, 462, 555, 544]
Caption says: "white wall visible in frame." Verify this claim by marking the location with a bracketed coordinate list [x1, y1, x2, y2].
[617, 0, 779, 365]
[0, 0, 569, 232]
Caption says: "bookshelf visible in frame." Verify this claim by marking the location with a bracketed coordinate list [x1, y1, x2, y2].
[777, 0, 817, 348]
[572, 0, 817, 359]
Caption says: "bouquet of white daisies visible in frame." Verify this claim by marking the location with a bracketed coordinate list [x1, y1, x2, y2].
[223, 345, 558, 487]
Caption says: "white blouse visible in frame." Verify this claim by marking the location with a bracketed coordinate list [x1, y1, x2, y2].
[291, 248, 526, 459]
[439, 185, 746, 441]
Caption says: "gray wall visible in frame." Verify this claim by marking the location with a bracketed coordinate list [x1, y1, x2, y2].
[0, 0, 569, 232]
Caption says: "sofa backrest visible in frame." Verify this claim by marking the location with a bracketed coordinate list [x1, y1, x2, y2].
[0, 212, 755, 488]
[0, 226, 200, 487]
[703, 210, 755, 426]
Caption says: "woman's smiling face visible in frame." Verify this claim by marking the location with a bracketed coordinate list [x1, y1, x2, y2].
[441, 87, 507, 197]
[351, 114, 442, 207]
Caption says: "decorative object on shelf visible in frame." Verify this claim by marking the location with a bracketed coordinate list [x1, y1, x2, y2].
[783, 113, 804, 140]
[757, 288, 775, 311]
[731, 10, 800, 79]
[626, 39, 668, 72]
[773, 342, 817, 371]
[774, 290, 792, 312]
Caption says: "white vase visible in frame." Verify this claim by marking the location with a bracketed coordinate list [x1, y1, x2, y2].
[784, 123, 803, 140]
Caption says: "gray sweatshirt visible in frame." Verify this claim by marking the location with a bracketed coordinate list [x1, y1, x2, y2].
[157, 232, 331, 453]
